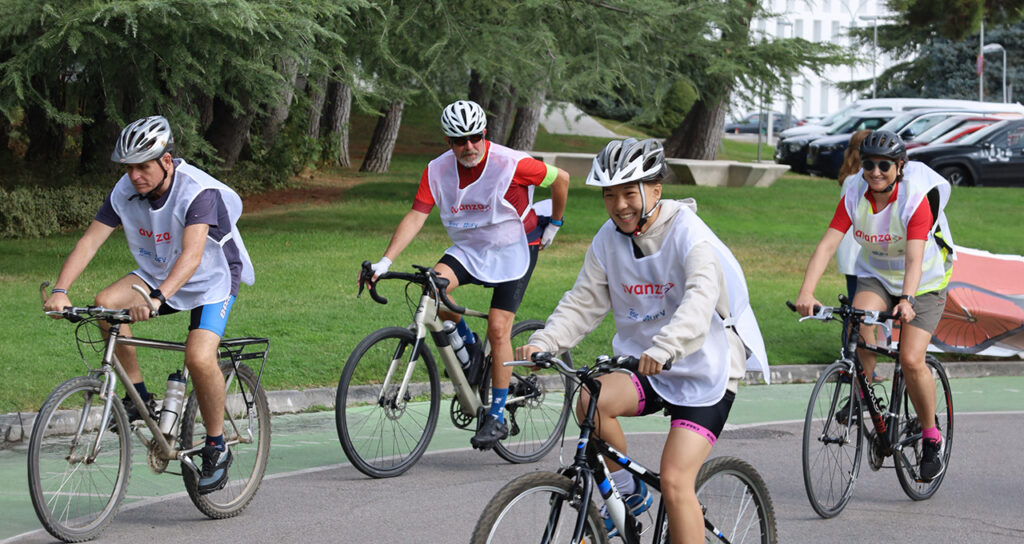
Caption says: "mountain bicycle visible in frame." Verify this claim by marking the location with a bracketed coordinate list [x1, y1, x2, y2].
[336, 262, 573, 478]
[788, 297, 953, 518]
[31, 283, 270, 542]
[472, 352, 777, 544]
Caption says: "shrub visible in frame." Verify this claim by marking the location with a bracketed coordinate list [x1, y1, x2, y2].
[0, 185, 106, 238]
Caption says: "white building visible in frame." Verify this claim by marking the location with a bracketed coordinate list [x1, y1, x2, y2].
[737, 0, 897, 121]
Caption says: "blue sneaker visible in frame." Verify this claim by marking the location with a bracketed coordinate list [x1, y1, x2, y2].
[602, 478, 653, 537]
[197, 444, 233, 494]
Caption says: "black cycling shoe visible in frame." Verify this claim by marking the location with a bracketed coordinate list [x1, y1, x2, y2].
[465, 336, 485, 386]
[834, 396, 861, 427]
[470, 415, 508, 450]
[110, 395, 158, 431]
[919, 437, 945, 482]
[198, 444, 233, 494]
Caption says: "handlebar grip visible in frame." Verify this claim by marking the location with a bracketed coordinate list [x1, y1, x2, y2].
[359, 260, 389, 304]
[786, 300, 820, 314]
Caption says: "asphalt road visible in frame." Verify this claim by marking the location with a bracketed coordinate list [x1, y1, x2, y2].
[7, 409, 1023, 544]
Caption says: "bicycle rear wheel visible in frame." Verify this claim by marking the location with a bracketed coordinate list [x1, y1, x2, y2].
[471, 471, 608, 544]
[802, 361, 863, 518]
[696, 456, 778, 544]
[894, 355, 954, 500]
[481, 319, 573, 464]
[336, 326, 441, 478]
[181, 361, 271, 518]
[28, 376, 131, 542]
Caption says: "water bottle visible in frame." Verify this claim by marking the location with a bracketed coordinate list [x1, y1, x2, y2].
[443, 320, 471, 370]
[158, 371, 187, 436]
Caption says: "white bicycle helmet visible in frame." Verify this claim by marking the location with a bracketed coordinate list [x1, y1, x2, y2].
[440, 100, 487, 137]
[111, 115, 174, 164]
[586, 138, 667, 235]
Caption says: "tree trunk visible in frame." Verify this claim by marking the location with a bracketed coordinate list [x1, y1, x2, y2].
[663, 93, 729, 160]
[24, 97, 64, 164]
[205, 96, 255, 170]
[306, 75, 328, 140]
[79, 86, 120, 173]
[468, 70, 489, 107]
[260, 57, 299, 149]
[487, 83, 517, 146]
[505, 90, 542, 151]
[359, 100, 404, 173]
[326, 79, 352, 167]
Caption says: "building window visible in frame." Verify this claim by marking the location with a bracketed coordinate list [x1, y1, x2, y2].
[813, 20, 822, 42]
[819, 82, 829, 114]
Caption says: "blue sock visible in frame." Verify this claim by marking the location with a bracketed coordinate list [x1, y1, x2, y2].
[132, 382, 151, 401]
[489, 388, 508, 422]
[205, 434, 226, 451]
[457, 318, 475, 344]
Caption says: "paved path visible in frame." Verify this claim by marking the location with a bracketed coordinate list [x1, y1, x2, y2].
[539, 101, 624, 138]
[4, 377, 1023, 543]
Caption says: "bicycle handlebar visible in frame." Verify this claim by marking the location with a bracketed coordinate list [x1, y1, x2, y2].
[786, 298, 898, 326]
[40, 280, 154, 323]
[358, 261, 468, 314]
[508, 351, 672, 377]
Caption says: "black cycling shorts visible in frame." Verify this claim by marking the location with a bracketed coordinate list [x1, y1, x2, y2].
[630, 372, 735, 446]
[438, 244, 539, 313]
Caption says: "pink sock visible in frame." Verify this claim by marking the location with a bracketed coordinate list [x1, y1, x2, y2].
[921, 426, 941, 442]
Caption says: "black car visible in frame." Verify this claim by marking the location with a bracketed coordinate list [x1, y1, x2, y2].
[724, 112, 797, 134]
[777, 111, 895, 175]
[908, 119, 1024, 187]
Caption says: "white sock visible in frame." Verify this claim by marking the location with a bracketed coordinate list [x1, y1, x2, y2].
[610, 468, 635, 496]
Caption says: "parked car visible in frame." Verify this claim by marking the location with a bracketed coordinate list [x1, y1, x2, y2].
[804, 112, 898, 178]
[778, 111, 896, 175]
[908, 119, 1024, 186]
[904, 116, 1001, 150]
[724, 112, 797, 134]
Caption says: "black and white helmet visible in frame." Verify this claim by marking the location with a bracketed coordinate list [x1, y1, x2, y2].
[585, 138, 667, 187]
[111, 115, 174, 164]
[440, 100, 487, 137]
[859, 129, 907, 161]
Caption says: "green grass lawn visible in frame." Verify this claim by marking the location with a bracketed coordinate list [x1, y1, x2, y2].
[2, 123, 1023, 413]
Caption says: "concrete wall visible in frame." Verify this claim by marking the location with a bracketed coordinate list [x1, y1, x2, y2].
[529, 152, 790, 188]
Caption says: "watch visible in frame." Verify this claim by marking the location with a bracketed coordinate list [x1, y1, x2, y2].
[899, 294, 916, 306]
[149, 288, 167, 305]
[550, 217, 564, 227]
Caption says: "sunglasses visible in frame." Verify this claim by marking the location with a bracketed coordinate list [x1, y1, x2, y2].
[861, 159, 896, 173]
[448, 133, 484, 146]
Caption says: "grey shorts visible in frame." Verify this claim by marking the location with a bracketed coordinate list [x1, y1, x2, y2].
[855, 276, 947, 333]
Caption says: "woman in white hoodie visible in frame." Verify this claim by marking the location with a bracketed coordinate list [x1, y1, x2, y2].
[517, 138, 767, 543]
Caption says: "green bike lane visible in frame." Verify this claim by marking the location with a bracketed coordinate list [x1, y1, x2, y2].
[2, 375, 1021, 541]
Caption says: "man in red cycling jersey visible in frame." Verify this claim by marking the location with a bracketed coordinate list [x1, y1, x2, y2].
[366, 99, 569, 450]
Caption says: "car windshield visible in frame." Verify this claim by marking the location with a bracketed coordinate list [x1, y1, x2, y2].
[877, 112, 918, 132]
[914, 117, 996, 144]
[958, 120, 1013, 145]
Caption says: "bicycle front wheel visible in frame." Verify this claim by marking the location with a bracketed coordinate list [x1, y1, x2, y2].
[28, 376, 131, 542]
[696, 456, 777, 544]
[471, 471, 608, 544]
[484, 319, 573, 464]
[336, 326, 441, 478]
[181, 361, 271, 518]
[894, 355, 954, 500]
[802, 361, 863, 518]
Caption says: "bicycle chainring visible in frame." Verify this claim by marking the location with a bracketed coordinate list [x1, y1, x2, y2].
[147, 440, 170, 474]
[867, 428, 885, 471]
[449, 396, 474, 429]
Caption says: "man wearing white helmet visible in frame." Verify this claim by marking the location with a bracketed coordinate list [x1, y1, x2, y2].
[517, 138, 768, 542]
[366, 99, 570, 450]
[44, 115, 255, 495]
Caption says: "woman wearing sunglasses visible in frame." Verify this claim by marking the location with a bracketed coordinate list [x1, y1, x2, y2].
[794, 129, 955, 483]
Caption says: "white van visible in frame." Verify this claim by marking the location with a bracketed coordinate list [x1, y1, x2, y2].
[778, 98, 1024, 139]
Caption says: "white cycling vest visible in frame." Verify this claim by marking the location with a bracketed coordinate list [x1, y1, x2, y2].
[591, 205, 770, 406]
[836, 174, 861, 276]
[427, 144, 531, 283]
[110, 160, 255, 310]
[844, 161, 955, 296]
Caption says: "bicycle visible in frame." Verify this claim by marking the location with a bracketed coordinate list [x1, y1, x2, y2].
[472, 352, 777, 544]
[30, 283, 271, 542]
[787, 296, 954, 519]
[335, 262, 574, 478]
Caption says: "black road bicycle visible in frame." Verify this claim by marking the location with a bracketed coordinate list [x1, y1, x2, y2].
[335, 262, 574, 478]
[788, 297, 954, 518]
[472, 352, 777, 544]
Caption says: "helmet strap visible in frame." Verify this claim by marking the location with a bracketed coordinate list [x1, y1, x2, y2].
[631, 181, 662, 237]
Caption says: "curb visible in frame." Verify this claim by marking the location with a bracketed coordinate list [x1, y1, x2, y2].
[4, 362, 1022, 445]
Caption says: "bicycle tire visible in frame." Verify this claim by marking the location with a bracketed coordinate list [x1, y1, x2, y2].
[483, 319, 573, 464]
[801, 361, 863, 518]
[696, 456, 778, 544]
[28, 376, 131, 542]
[181, 361, 271, 518]
[335, 326, 441, 478]
[471, 471, 608, 544]
[894, 355, 954, 500]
